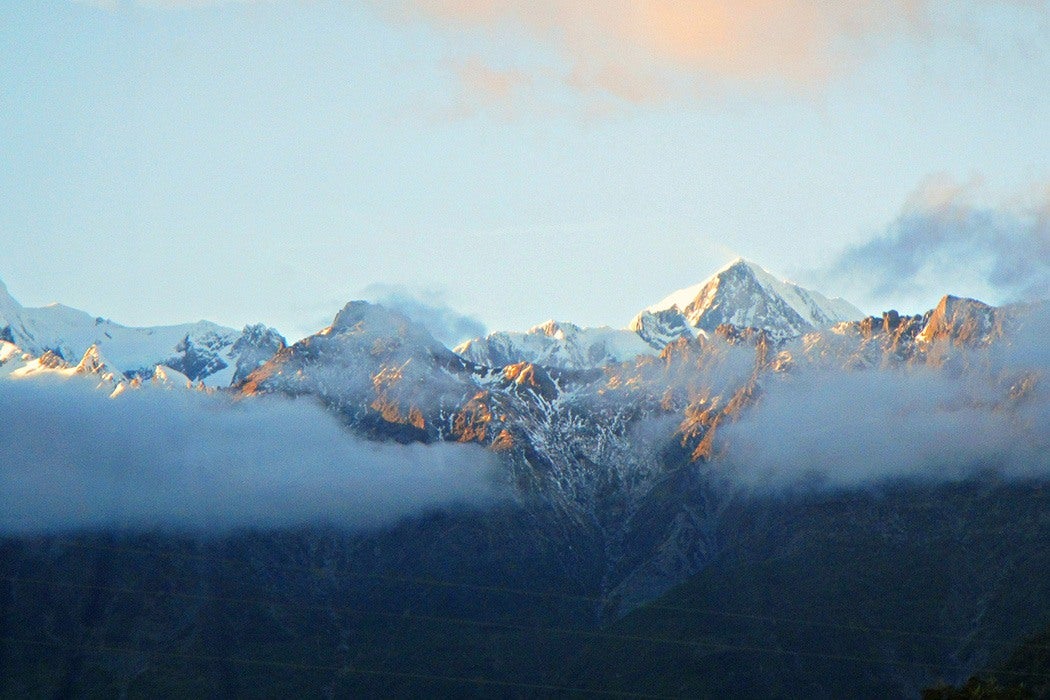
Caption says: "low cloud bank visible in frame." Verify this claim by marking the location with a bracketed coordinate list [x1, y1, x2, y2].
[0, 383, 501, 534]
[719, 305, 1050, 490]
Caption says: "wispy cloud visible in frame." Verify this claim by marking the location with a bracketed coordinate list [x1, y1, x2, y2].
[0, 383, 501, 534]
[361, 283, 487, 347]
[380, 0, 1046, 105]
[73, 0, 1048, 112]
[821, 176, 1050, 311]
[445, 57, 536, 119]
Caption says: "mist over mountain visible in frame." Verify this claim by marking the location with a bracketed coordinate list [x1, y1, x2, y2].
[820, 178, 1050, 312]
[361, 283, 488, 347]
[0, 381, 500, 534]
[1, 260, 1048, 698]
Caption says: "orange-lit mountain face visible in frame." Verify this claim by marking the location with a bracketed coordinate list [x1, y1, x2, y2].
[3, 261, 1039, 496]
[218, 287, 1048, 628]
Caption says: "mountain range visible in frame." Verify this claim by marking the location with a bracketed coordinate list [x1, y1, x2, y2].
[1, 258, 1048, 698]
[1, 258, 864, 386]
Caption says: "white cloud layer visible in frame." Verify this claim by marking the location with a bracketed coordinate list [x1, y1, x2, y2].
[0, 383, 500, 534]
[718, 303, 1050, 489]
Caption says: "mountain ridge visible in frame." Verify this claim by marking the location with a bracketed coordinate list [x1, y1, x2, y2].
[0, 278, 286, 385]
[456, 258, 865, 369]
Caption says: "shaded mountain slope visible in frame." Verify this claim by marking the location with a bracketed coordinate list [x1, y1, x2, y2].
[563, 480, 1050, 699]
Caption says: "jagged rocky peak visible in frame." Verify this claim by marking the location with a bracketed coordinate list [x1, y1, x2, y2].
[832, 309, 926, 342]
[500, 361, 559, 398]
[712, 324, 770, 347]
[645, 258, 863, 340]
[75, 344, 111, 375]
[858, 309, 915, 336]
[917, 294, 1004, 346]
[327, 300, 454, 357]
[628, 308, 696, 349]
[36, 350, 69, 370]
[230, 323, 287, 385]
[240, 300, 481, 444]
[241, 299, 466, 394]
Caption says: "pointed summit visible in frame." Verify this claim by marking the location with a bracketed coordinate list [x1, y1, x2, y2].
[916, 295, 1003, 346]
[75, 344, 110, 375]
[644, 258, 862, 340]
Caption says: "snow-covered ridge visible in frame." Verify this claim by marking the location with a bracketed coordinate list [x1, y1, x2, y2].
[453, 320, 674, 371]
[457, 258, 863, 369]
[0, 337, 203, 399]
[0, 278, 284, 385]
[1, 258, 863, 378]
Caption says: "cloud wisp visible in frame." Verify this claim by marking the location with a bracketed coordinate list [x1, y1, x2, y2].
[361, 283, 487, 347]
[382, 0, 1048, 105]
[74, 0, 1049, 112]
[0, 383, 501, 534]
[822, 177, 1050, 311]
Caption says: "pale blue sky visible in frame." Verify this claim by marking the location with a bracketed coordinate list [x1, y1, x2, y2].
[1, 1, 1047, 340]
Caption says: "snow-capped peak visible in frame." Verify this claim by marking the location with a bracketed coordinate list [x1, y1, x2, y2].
[455, 259, 859, 371]
[645, 258, 862, 340]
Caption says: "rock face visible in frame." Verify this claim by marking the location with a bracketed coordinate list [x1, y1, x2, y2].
[627, 308, 696, 348]
[916, 294, 1005, 346]
[240, 301, 479, 442]
[0, 277, 284, 385]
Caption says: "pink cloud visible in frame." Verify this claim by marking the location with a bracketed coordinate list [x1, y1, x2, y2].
[442, 57, 537, 118]
[384, 0, 1043, 101]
